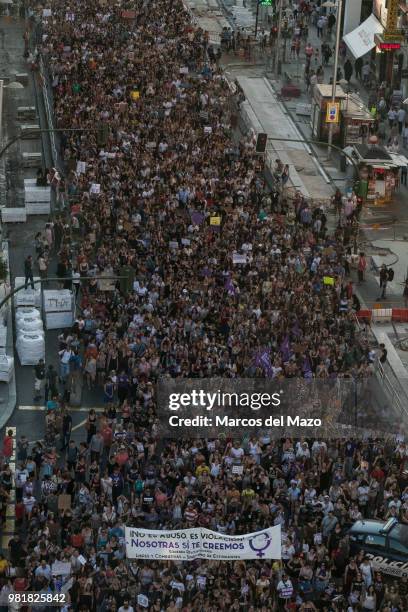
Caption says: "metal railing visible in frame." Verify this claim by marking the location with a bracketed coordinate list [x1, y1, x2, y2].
[353, 313, 408, 421]
[38, 55, 58, 168]
[376, 359, 408, 420]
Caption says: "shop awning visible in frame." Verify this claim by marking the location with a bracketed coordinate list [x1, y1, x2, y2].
[343, 14, 383, 59]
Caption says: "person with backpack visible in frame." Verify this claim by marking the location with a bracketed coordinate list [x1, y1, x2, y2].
[24, 255, 34, 290]
[379, 264, 388, 299]
[33, 358, 45, 402]
[45, 364, 58, 402]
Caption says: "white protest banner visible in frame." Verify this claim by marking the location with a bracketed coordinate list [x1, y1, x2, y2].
[76, 161, 86, 174]
[232, 464, 244, 475]
[43, 290, 73, 313]
[125, 526, 281, 561]
[51, 561, 71, 576]
[197, 575, 206, 589]
[170, 581, 185, 592]
[90, 183, 101, 195]
[232, 253, 247, 265]
[137, 594, 149, 608]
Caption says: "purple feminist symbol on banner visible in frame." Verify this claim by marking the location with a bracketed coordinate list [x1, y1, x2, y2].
[248, 532, 272, 558]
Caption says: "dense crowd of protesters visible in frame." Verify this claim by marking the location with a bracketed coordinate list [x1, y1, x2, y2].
[0, 0, 407, 610]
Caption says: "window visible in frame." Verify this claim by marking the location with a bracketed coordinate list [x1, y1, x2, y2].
[350, 533, 365, 543]
[389, 539, 408, 555]
[390, 524, 408, 548]
[364, 534, 386, 548]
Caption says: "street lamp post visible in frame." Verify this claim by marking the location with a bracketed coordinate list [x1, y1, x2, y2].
[273, 0, 284, 77]
[327, 0, 343, 160]
[255, 0, 273, 39]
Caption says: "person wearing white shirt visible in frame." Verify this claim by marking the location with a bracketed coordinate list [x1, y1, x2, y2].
[296, 441, 310, 460]
[277, 574, 293, 601]
[230, 443, 244, 463]
[321, 495, 334, 514]
[118, 602, 134, 612]
[388, 108, 397, 128]
[360, 558, 373, 588]
[281, 540, 295, 561]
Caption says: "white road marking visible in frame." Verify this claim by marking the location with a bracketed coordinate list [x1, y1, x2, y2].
[71, 418, 87, 432]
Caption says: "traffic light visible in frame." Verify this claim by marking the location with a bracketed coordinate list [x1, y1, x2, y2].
[255, 132, 268, 154]
[97, 124, 109, 147]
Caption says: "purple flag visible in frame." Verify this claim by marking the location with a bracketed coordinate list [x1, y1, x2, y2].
[302, 355, 313, 378]
[225, 275, 236, 295]
[190, 210, 204, 225]
[253, 348, 273, 377]
[291, 320, 302, 338]
[280, 335, 292, 362]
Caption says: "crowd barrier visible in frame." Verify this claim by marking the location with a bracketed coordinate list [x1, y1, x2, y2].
[356, 308, 408, 323]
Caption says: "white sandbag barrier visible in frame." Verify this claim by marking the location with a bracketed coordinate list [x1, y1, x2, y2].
[16, 316, 44, 333]
[15, 304, 44, 366]
[1, 208, 27, 223]
[16, 331, 45, 366]
[45, 311, 74, 329]
[24, 180, 51, 215]
[0, 355, 14, 383]
[15, 307, 41, 321]
[13, 277, 42, 308]
[43, 289, 74, 330]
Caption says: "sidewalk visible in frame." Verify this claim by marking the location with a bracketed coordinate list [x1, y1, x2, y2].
[0, 15, 47, 430]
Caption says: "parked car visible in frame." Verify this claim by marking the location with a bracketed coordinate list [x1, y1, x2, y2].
[348, 518, 408, 578]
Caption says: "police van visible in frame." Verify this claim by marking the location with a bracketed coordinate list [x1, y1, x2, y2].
[348, 518, 408, 578]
